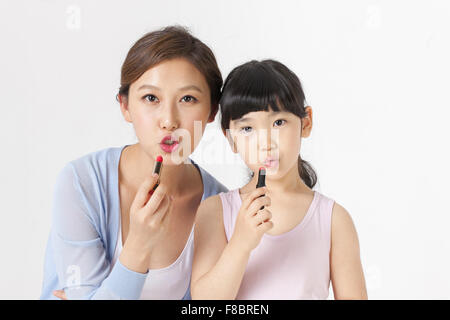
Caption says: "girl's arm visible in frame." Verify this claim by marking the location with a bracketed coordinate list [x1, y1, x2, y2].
[330, 202, 368, 299]
[191, 188, 272, 300]
[190, 195, 249, 300]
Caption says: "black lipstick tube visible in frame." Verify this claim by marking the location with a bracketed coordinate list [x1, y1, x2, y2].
[256, 167, 266, 210]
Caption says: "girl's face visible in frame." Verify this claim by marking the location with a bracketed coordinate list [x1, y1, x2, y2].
[120, 58, 215, 165]
[228, 107, 312, 179]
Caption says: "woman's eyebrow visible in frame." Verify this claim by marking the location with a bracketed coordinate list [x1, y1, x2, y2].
[178, 85, 203, 93]
[137, 84, 203, 93]
[138, 84, 161, 91]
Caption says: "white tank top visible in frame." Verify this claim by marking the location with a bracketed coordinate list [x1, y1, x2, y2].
[111, 217, 194, 300]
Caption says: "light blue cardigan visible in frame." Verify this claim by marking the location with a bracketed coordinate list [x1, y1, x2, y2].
[40, 145, 227, 299]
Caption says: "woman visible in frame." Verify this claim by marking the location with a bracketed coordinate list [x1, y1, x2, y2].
[40, 26, 227, 300]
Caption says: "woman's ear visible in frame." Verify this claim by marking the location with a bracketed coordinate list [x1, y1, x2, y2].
[301, 106, 313, 138]
[222, 128, 238, 153]
[118, 94, 132, 123]
[207, 104, 219, 123]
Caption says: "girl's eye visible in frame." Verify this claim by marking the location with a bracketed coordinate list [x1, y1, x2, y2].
[181, 95, 197, 103]
[240, 126, 253, 134]
[143, 94, 158, 103]
[274, 119, 286, 127]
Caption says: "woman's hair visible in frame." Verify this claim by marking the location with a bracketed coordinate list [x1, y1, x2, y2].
[118, 25, 223, 115]
[219, 59, 317, 189]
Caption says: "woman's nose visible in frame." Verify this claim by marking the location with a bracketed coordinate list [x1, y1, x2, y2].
[159, 104, 179, 131]
[161, 118, 178, 131]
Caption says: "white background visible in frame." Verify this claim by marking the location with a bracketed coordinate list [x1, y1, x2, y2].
[1, 0, 449, 299]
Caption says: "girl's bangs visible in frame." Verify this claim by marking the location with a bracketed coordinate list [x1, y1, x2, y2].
[220, 61, 306, 130]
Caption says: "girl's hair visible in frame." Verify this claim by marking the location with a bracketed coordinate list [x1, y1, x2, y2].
[219, 59, 317, 189]
[118, 25, 223, 115]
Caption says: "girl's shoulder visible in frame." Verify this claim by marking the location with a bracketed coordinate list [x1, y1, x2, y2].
[310, 191, 353, 231]
[194, 187, 239, 225]
[330, 200, 357, 237]
[326, 197, 361, 262]
[197, 193, 223, 215]
[194, 193, 225, 238]
[188, 159, 228, 198]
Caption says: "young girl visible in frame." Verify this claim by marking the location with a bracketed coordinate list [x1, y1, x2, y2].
[40, 26, 227, 300]
[191, 60, 368, 299]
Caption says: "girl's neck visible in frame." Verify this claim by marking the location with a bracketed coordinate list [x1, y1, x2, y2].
[243, 162, 312, 196]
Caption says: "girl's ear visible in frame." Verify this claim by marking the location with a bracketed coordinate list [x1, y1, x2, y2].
[222, 128, 238, 153]
[301, 106, 313, 138]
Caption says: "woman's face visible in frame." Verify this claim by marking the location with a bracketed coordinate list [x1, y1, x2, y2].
[228, 107, 312, 179]
[120, 58, 215, 165]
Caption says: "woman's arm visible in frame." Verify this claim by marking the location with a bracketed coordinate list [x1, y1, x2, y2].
[47, 163, 171, 300]
[48, 163, 149, 300]
[330, 202, 368, 299]
[190, 195, 250, 300]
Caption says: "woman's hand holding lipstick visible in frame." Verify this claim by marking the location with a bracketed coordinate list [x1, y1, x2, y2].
[119, 170, 173, 274]
[229, 187, 273, 254]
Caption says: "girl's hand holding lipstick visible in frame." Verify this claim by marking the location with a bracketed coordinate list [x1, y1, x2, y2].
[119, 157, 173, 274]
[229, 187, 273, 254]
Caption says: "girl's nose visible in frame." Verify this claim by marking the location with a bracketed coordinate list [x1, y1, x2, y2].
[259, 128, 279, 151]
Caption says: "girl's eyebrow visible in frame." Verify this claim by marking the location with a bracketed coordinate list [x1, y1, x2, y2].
[270, 111, 289, 117]
[234, 111, 287, 124]
[233, 116, 252, 124]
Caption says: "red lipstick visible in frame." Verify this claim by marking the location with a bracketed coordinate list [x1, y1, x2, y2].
[149, 155, 163, 196]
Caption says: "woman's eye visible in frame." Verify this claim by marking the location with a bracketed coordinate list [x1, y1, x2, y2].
[274, 119, 286, 127]
[143, 94, 158, 103]
[181, 95, 197, 103]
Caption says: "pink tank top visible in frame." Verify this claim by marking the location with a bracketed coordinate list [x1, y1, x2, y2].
[219, 189, 334, 300]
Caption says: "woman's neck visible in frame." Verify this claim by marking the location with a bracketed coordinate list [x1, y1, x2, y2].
[120, 143, 197, 198]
